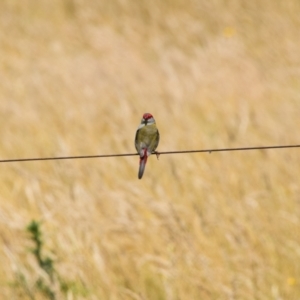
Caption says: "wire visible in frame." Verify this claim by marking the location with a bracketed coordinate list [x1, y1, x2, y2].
[0, 144, 299, 163]
[159, 144, 300, 155]
[0, 153, 138, 163]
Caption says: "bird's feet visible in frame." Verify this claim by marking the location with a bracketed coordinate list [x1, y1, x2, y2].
[154, 151, 160, 160]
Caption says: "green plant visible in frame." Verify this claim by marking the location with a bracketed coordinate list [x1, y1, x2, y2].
[13, 220, 89, 299]
[27, 220, 56, 299]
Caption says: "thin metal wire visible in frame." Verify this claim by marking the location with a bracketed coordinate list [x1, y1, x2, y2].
[159, 144, 300, 155]
[0, 144, 299, 163]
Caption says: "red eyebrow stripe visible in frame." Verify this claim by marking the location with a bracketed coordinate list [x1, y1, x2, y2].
[143, 113, 153, 119]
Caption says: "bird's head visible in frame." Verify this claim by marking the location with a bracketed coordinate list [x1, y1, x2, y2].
[142, 113, 155, 125]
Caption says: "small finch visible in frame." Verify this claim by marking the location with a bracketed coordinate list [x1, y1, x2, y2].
[134, 113, 160, 179]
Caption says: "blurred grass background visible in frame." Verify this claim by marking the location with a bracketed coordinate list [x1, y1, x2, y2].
[1, 0, 300, 299]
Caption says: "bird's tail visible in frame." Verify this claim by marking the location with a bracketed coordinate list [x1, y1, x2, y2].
[138, 148, 148, 179]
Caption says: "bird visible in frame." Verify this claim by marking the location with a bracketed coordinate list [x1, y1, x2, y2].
[134, 113, 160, 179]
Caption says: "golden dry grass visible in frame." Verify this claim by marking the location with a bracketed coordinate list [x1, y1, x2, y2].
[1, 0, 300, 299]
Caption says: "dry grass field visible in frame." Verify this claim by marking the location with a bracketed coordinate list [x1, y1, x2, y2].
[1, 0, 300, 299]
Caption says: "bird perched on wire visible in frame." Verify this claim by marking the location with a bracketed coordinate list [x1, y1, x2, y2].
[134, 113, 160, 179]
